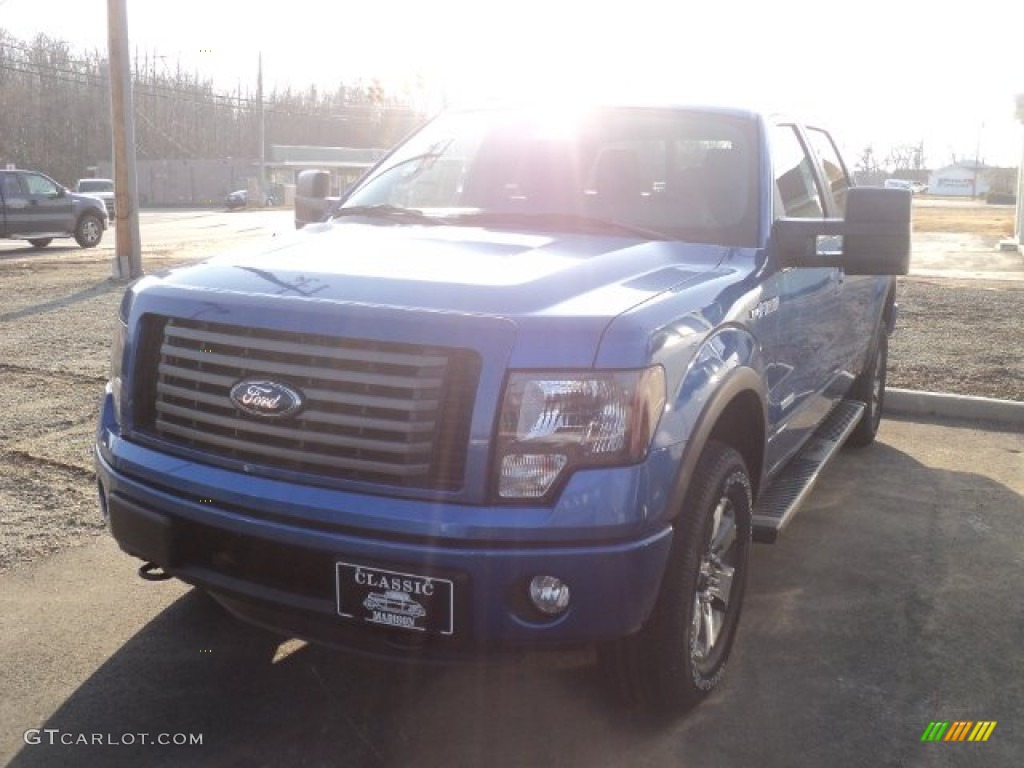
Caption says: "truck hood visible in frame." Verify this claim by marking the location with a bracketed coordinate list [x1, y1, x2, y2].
[155, 220, 732, 320]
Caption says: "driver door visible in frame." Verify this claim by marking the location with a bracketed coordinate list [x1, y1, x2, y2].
[763, 124, 844, 474]
[20, 172, 73, 234]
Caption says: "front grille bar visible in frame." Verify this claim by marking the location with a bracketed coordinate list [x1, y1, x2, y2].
[135, 317, 479, 490]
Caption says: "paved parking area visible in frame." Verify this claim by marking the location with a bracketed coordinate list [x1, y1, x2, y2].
[1, 417, 1021, 767]
[0, 208, 294, 264]
[3, 204, 1020, 281]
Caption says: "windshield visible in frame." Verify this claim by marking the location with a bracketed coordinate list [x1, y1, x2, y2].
[78, 180, 113, 193]
[342, 107, 759, 246]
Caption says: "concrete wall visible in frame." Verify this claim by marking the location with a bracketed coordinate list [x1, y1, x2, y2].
[98, 159, 258, 206]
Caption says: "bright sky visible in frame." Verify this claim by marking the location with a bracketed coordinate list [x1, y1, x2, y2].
[2, 0, 1022, 168]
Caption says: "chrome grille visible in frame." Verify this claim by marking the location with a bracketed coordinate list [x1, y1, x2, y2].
[136, 318, 478, 490]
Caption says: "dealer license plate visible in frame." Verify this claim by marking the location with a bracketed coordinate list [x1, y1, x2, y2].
[336, 562, 455, 636]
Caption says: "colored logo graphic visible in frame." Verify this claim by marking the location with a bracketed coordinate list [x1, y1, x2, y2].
[921, 721, 997, 742]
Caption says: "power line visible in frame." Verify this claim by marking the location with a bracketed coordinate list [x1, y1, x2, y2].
[1, 60, 414, 120]
[0, 61, 103, 88]
[2, 42, 413, 115]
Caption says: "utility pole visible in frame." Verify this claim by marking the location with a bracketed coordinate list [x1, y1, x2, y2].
[971, 123, 983, 199]
[107, 0, 142, 279]
[1016, 94, 1024, 249]
[257, 53, 265, 201]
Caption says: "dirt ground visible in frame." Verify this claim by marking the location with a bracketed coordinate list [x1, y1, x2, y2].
[912, 198, 1015, 237]
[889, 276, 1023, 401]
[0, 206, 1021, 574]
[891, 201, 1022, 399]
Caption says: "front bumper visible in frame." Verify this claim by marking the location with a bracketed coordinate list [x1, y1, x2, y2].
[95, 424, 674, 659]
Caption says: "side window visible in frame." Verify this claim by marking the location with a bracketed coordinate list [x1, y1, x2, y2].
[1, 174, 26, 199]
[23, 173, 59, 197]
[806, 127, 851, 215]
[772, 125, 824, 219]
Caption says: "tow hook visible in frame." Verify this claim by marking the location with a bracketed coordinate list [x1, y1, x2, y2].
[138, 562, 172, 582]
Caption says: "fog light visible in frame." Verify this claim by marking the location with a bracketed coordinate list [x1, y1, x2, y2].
[529, 575, 571, 616]
[499, 454, 567, 498]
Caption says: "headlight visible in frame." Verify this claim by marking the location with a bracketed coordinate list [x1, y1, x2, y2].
[495, 367, 666, 500]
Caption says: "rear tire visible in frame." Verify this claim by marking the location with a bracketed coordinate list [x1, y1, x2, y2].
[603, 441, 752, 712]
[28, 238, 52, 248]
[846, 329, 888, 448]
[74, 213, 103, 248]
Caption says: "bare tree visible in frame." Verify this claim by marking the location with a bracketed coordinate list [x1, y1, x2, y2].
[884, 142, 927, 172]
[855, 145, 882, 175]
[0, 26, 422, 184]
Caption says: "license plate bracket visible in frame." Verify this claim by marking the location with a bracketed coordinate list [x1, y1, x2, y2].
[335, 562, 455, 636]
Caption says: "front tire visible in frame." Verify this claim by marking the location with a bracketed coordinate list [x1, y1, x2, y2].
[604, 441, 752, 712]
[74, 213, 103, 248]
[28, 238, 52, 248]
[845, 329, 888, 448]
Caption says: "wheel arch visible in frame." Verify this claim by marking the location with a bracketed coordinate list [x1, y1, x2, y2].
[856, 277, 896, 378]
[664, 367, 767, 524]
[706, 388, 765, 500]
[76, 209, 102, 228]
[882, 280, 898, 336]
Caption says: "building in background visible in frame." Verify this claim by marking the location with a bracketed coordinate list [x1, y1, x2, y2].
[927, 161, 991, 197]
[95, 146, 387, 207]
[924, 162, 1017, 199]
[266, 145, 388, 203]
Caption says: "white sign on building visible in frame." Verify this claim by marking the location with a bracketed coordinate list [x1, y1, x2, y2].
[927, 163, 990, 197]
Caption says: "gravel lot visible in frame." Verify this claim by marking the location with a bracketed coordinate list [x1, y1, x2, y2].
[890, 276, 1023, 402]
[0, 217, 1021, 574]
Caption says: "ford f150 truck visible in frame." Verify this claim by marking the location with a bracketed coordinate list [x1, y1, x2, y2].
[95, 105, 910, 711]
[1, 169, 108, 248]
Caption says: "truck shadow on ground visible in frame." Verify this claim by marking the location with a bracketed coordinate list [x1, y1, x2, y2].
[0, 244, 81, 260]
[7, 589, 662, 767]
[8, 438, 1024, 768]
[0, 279, 123, 324]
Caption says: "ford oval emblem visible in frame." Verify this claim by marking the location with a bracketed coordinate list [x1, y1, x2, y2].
[229, 379, 304, 419]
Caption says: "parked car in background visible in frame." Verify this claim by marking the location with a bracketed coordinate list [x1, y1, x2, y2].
[225, 190, 247, 210]
[884, 178, 927, 195]
[226, 189, 276, 210]
[75, 178, 115, 217]
[1, 168, 108, 248]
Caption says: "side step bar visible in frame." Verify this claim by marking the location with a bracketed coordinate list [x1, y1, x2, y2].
[752, 400, 865, 543]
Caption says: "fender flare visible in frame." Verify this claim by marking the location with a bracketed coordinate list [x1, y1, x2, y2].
[860, 279, 897, 374]
[662, 365, 767, 526]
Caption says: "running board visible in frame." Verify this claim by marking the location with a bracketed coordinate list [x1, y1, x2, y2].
[752, 400, 865, 543]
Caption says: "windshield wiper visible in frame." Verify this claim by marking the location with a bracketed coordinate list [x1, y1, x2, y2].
[331, 205, 439, 225]
[444, 211, 669, 240]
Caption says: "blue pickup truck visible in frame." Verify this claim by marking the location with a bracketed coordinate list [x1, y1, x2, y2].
[95, 104, 910, 711]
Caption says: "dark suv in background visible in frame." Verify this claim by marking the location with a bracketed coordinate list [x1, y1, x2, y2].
[0, 169, 108, 248]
